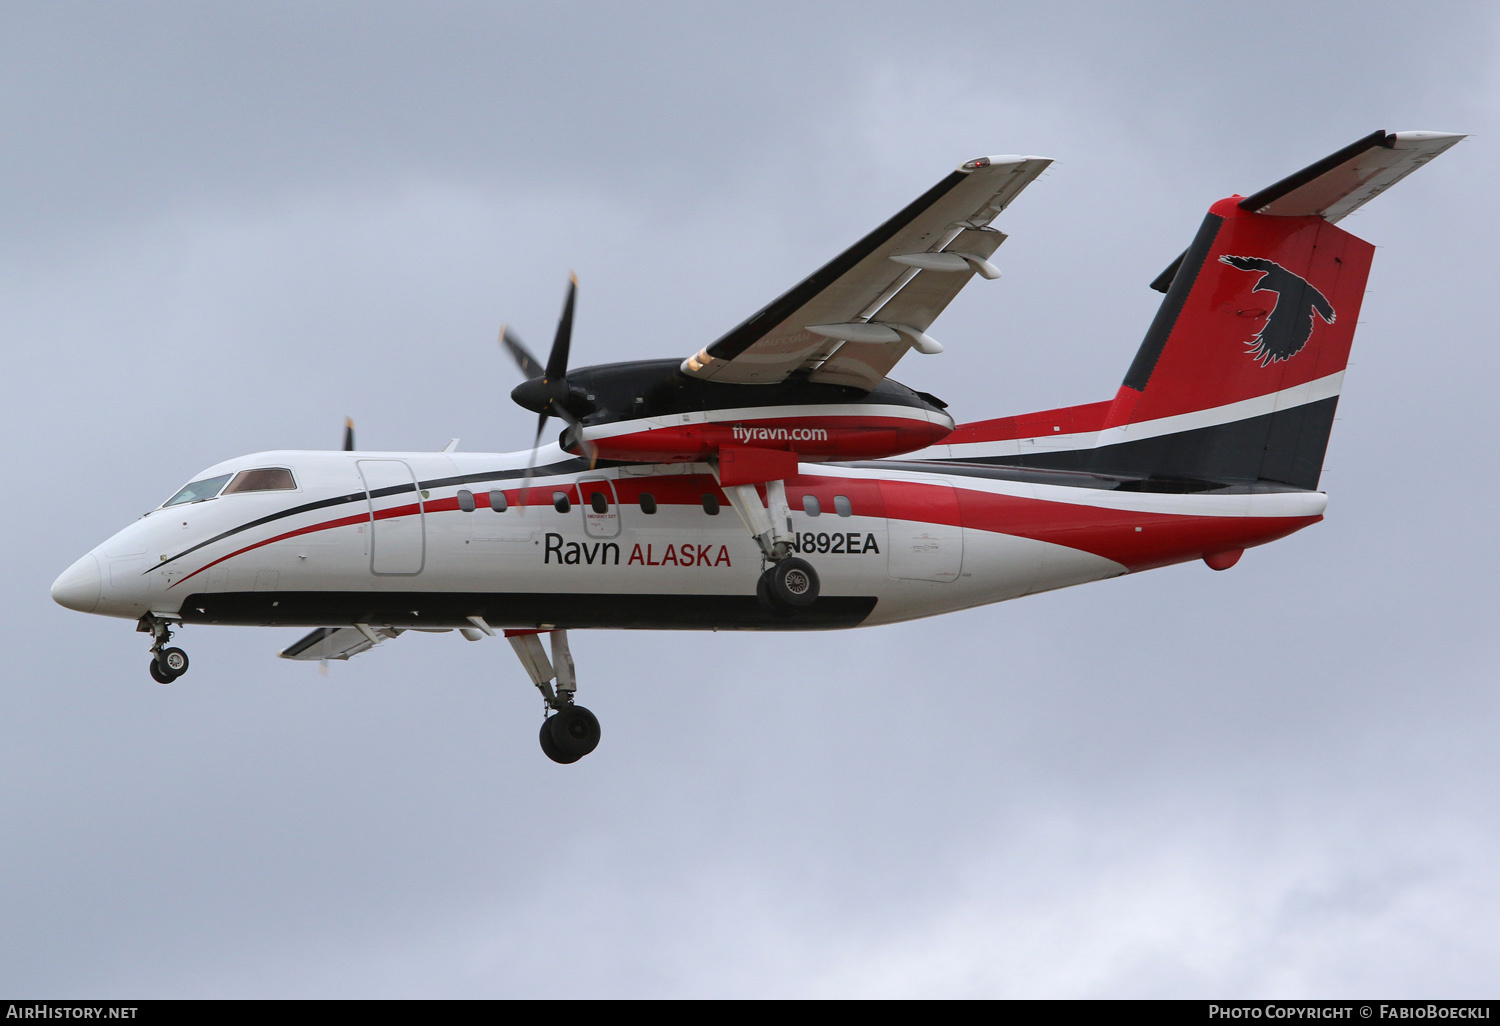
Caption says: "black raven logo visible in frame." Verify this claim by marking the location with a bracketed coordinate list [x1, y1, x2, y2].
[1218, 255, 1336, 366]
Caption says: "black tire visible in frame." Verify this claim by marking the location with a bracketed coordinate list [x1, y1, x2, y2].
[539, 718, 581, 764]
[149, 659, 175, 684]
[546, 705, 601, 760]
[159, 647, 189, 677]
[756, 572, 795, 617]
[767, 557, 819, 608]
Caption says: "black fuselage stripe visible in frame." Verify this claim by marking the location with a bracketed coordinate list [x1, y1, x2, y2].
[149, 458, 589, 572]
[181, 591, 879, 632]
[929, 396, 1339, 492]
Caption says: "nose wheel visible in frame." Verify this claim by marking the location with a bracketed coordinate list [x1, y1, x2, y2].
[149, 648, 189, 684]
[139, 615, 189, 684]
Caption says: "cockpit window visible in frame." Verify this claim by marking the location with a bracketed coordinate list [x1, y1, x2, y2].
[223, 468, 297, 494]
[163, 474, 233, 507]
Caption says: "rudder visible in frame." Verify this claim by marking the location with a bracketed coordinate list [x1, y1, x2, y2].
[919, 131, 1461, 490]
[1092, 200, 1371, 489]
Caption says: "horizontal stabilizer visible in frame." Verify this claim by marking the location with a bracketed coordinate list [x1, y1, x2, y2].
[1240, 130, 1464, 221]
[1152, 130, 1464, 292]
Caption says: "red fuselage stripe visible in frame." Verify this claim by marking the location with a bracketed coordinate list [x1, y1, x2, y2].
[168, 475, 1320, 587]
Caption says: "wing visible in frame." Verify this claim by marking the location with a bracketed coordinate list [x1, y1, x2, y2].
[279, 625, 404, 661]
[680, 154, 1052, 389]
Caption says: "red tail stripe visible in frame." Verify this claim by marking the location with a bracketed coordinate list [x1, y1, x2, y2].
[945, 399, 1113, 445]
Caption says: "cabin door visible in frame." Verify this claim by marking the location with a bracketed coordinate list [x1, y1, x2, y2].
[358, 459, 426, 575]
[878, 477, 964, 583]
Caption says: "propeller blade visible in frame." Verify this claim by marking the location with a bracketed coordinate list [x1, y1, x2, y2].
[552, 403, 599, 468]
[503, 274, 589, 488]
[500, 325, 544, 380]
[545, 273, 577, 381]
[343, 417, 355, 452]
[518, 410, 550, 510]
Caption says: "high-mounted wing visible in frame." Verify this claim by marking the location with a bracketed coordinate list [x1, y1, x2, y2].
[680, 155, 1052, 389]
[279, 625, 403, 661]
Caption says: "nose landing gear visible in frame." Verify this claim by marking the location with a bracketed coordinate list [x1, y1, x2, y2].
[148, 647, 189, 683]
[139, 615, 189, 684]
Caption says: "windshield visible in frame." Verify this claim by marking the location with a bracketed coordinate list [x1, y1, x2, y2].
[223, 467, 296, 493]
[163, 473, 233, 507]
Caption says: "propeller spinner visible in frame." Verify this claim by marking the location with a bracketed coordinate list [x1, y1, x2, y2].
[500, 274, 597, 466]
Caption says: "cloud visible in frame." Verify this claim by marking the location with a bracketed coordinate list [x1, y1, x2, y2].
[4, 0, 1496, 998]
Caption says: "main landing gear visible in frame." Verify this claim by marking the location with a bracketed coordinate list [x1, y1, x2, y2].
[756, 556, 819, 617]
[716, 473, 821, 617]
[139, 615, 190, 684]
[507, 628, 601, 764]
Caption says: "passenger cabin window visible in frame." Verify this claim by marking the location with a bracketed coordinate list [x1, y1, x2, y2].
[223, 467, 297, 494]
[590, 491, 609, 514]
[163, 474, 233, 507]
[639, 493, 657, 515]
[488, 490, 507, 512]
[553, 492, 571, 513]
[803, 494, 821, 516]
[701, 494, 720, 515]
[457, 489, 476, 513]
[834, 495, 852, 517]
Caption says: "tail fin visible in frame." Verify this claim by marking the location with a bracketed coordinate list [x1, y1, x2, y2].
[934, 131, 1462, 490]
[1094, 199, 1366, 488]
[1094, 130, 1462, 489]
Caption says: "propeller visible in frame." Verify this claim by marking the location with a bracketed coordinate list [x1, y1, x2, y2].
[342, 417, 355, 452]
[500, 274, 598, 493]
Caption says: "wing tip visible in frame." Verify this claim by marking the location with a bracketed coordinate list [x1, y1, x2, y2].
[958, 154, 1051, 173]
[1389, 130, 1467, 150]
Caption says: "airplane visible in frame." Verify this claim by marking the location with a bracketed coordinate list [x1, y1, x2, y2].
[50, 129, 1463, 764]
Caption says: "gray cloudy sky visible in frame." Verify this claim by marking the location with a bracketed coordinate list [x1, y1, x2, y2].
[3, 1, 1497, 998]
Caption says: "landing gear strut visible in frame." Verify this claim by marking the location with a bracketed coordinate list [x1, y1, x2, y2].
[507, 628, 601, 764]
[138, 615, 189, 684]
[716, 473, 821, 617]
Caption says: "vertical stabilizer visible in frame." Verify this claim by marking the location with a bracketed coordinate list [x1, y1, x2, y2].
[1094, 199, 1372, 489]
[917, 131, 1462, 489]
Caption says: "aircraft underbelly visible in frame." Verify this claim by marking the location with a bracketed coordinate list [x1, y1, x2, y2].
[859, 528, 1126, 627]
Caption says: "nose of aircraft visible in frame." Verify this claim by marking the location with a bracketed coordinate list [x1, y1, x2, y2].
[51, 552, 102, 613]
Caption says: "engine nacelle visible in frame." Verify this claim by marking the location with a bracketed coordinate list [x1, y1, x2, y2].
[577, 409, 955, 465]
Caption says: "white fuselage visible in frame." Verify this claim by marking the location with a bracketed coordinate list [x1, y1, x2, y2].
[52, 446, 1327, 634]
